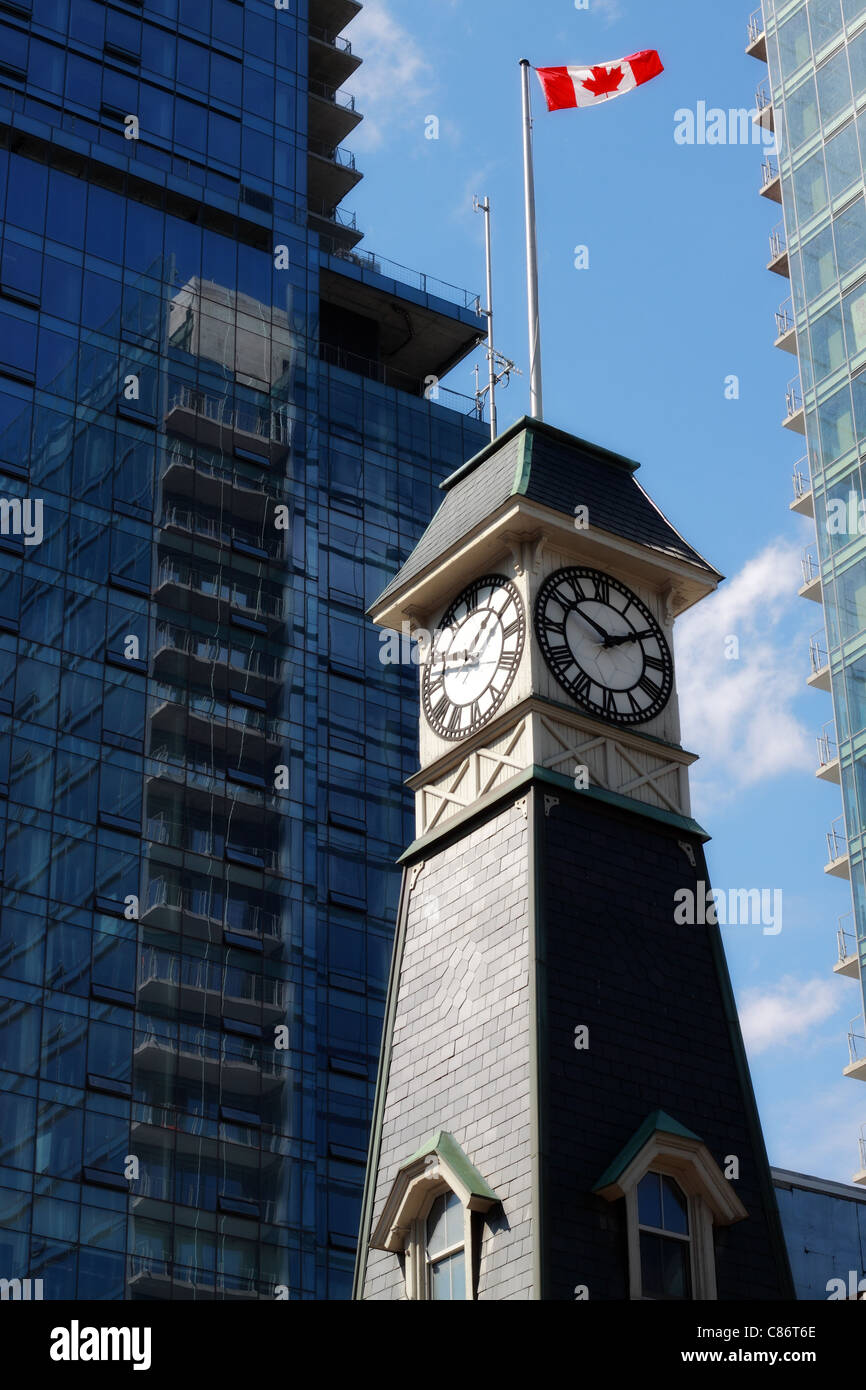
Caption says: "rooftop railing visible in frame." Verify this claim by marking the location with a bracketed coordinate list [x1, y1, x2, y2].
[319, 238, 482, 312]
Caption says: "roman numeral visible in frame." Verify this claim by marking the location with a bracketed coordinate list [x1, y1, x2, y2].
[593, 575, 610, 605]
[637, 675, 661, 701]
[431, 694, 450, 725]
[644, 655, 666, 673]
[571, 672, 592, 700]
[502, 619, 521, 641]
[446, 704, 463, 735]
[601, 687, 617, 717]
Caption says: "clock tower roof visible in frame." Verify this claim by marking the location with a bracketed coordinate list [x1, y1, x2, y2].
[371, 418, 722, 622]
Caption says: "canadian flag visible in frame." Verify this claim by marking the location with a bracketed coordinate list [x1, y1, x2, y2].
[536, 50, 664, 112]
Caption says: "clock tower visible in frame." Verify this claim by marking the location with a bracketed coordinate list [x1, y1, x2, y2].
[354, 419, 793, 1301]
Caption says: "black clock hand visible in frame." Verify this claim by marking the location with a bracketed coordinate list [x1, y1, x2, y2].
[575, 608, 610, 643]
[603, 629, 654, 649]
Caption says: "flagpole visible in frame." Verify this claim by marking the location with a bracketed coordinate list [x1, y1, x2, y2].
[520, 58, 543, 421]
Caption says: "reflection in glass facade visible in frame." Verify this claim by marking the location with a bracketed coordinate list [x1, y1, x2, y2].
[0, 0, 488, 1298]
[754, 0, 866, 1175]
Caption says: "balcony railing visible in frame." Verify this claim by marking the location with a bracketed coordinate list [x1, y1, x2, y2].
[786, 378, 803, 418]
[818, 722, 838, 769]
[809, 631, 829, 675]
[309, 77, 357, 111]
[776, 298, 794, 338]
[756, 79, 772, 111]
[801, 547, 819, 586]
[838, 914, 857, 965]
[319, 341, 481, 415]
[748, 9, 764, 46]
[792, 461, 810, 501]
[769, 222, 786, 262]
[860, 1124, 866, 1173]
[309, 23, 354, 53]
[827, 816, 848, 864]
[761, 156, 780, 188]
[848, 1016, 866, 1068]
[156, 560, 285, 620]
[319, 239, 482, 313]
[167, 384, 291, 445]
[308, 139, 357, 170]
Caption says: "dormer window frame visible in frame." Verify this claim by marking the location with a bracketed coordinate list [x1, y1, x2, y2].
[367, 1130, 500, 1302]
[594, 1113, 748, 1303]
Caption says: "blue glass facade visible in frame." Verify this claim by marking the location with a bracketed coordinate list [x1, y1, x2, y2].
[0, 0, 488, 1298]
[753, 0, 866, 1176]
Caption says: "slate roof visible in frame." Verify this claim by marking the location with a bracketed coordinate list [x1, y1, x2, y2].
[593, 1110, 703, 1193]
[373, 418, 721, 610]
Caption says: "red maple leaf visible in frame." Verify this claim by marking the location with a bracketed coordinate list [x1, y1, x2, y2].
[582, 64, 625, 98]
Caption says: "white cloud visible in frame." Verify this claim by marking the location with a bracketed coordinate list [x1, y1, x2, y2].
[676, 540, 813, 809]
[592, 0, 624, 23]
[739, 975, 840, 1055]
[343, 0, 432, 151]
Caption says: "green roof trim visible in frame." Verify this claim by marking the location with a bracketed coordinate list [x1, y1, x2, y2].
[513, 425, 534, 496]
[402, 1130, 500, 1204]
[593, 1110, 703, 1193]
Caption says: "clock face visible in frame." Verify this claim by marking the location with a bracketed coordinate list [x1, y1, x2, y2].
[422, 575, 525, 740]
[535, 566, 673, 725]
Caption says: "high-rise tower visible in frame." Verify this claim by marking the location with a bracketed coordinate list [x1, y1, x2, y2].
[0, 0, 489, 1299]
[355, 419, 793, 1300]
[747, 0, 866, 1182]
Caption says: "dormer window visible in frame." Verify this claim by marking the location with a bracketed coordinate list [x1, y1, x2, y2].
[425, 1190, 467, 1299]
[637, 1172, 692, 1300]
[367, 1130, 499, 1302]
[594, 1110, 748, 1302]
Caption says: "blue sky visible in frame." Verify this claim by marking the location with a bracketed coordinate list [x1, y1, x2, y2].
[343, 0, 864, 1184]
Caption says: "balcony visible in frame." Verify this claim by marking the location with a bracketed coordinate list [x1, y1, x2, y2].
[307, 139, 362, 215]
[854, 1125, 866, 1185]
[747, 9, 768, 62]
[754, 79, 774, 132]
[817, 723, 841, 783]
[844, 1016, 866, 1081]
[161, 448, 283, 528]
[834, 915, 860, 978]
[808, 631, 831, 690]
[308, 77, 362, 149]
[308, 22, 362, 88]
[784, 377, 805, 433]
[775, 298, 797, 353]
[799, 547, 822, 602]
[791, 461, 814, 517]
[152, 621, 284, 700]
[141, 874, 282, 949]
[307, 196, 362, 251]
[159, 504, 284, 562]
[768, 222, 789, 277]
[126, 1256, 262, 1302]
[164, 384, 290, 464]
[136, 948, 287, 1026]
[309, 0, 361, 35]
[826, 815, 850, 878]
[153, 559, 285, 630]
[133, 1031, 286, 1093]
[319, 246, 486, 390]
[148, 693, 283, 769]
[760, 157, 782, 202]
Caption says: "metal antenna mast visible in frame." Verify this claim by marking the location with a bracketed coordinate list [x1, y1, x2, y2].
[473, 194, 520, 441]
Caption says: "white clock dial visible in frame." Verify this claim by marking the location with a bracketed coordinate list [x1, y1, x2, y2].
[422, 575, 525, 740]
[535, 566, 673, 725]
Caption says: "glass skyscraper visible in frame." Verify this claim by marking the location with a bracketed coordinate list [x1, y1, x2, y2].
[0, 0, 488, 1298]
[749, 0, 866, 1181]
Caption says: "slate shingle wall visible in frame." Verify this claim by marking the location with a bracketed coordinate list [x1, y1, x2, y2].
[362, 800, 536, 1300]
[539, 787, 790, 1301]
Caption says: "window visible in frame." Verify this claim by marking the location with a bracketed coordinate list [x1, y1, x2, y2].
[367, 1130, 499, 1301]
[594, 1111, 747, 1302]
[425, 1191, 467, 1300]
[637, 1172, 692, 1300]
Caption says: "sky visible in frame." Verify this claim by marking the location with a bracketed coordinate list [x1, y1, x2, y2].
[341, 0, 864, 1185]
